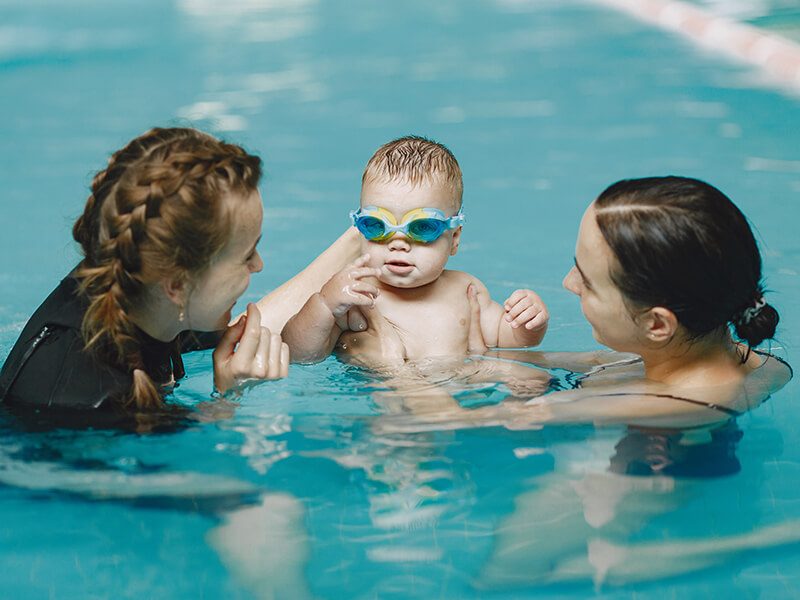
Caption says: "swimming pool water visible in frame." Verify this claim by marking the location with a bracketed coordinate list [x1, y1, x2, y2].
[1, 0, 800, 597]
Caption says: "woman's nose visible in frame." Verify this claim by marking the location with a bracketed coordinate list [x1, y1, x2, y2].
[251, 251, 264, 273]
[563, 266, 580, 295]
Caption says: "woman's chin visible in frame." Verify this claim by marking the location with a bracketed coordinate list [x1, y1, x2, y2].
[219, 309, 234, 328]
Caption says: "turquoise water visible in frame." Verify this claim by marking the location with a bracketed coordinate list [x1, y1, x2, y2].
[2, 0, 800, 597]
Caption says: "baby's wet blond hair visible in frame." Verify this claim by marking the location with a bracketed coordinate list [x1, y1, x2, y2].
[362, 136, 463, 208]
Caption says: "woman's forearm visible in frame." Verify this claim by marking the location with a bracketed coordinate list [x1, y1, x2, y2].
[255, 228, 361, 332]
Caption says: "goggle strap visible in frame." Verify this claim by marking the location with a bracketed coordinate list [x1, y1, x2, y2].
[447, 210, 465, 228]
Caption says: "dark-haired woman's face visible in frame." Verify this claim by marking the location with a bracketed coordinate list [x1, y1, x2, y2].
[563, 204, 642, 352]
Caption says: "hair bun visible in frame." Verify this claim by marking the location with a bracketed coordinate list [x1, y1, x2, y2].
[733, 300, 779, 347]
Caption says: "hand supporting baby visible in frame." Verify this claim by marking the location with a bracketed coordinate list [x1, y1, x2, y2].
[214, 303, 290, 394]
[468, 282, 549, 349]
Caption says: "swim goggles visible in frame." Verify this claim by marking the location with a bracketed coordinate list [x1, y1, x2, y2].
[349, 205, 465, 243]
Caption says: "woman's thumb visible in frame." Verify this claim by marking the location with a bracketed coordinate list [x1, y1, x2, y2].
[214, 314, 246, 359]
[467, 284, 488, 354]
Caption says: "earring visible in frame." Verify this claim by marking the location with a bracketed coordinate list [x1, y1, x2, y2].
[178, 305, 185, 323]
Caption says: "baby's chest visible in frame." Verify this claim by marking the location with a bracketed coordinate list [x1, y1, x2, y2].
[381, 297, 470, 356]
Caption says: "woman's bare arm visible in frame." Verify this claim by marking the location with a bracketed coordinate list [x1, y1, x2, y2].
[254, 228, 362, 333]
[485, 349, 639, 373]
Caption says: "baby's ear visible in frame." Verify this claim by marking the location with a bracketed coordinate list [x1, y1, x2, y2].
[450, 226, 462, 256]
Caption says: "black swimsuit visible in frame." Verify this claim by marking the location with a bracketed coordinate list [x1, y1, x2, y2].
[0, 272, 220, 411]
[573, 350, 792, 418]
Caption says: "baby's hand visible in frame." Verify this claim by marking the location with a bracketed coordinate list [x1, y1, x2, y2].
[503, 289, 549, 331]
[320, 254, 381, 319]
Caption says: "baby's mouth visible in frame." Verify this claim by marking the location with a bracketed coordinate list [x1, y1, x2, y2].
[385, 259, 415, 275]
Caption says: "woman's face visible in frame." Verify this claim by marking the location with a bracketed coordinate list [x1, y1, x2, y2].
[184, 190, 264, 331]
[562, 203, 644, 352]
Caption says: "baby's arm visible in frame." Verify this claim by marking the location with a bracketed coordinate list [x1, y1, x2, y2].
[498, 288, 549, 347]
[282, 255, 380, 363]
[469, 277, 549, 349]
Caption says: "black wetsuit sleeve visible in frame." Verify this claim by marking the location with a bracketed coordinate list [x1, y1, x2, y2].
[1, 273, 224, 411]
[0, 274, 131, 410]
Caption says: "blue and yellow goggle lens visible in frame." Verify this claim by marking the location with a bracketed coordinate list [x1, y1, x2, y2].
[350, 206, 465, 243]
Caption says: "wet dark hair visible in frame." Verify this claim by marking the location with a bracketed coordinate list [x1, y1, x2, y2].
[594, 176, 779, 349]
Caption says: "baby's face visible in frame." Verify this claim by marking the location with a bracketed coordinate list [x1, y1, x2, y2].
[358, 177, 461, 289]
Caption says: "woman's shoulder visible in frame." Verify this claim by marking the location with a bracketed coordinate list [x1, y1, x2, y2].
[0, 273, 130, 410]
[742, 349, 793, 400]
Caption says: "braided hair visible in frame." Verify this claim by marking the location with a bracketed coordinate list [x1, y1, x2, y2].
[73, 127, 261, 409]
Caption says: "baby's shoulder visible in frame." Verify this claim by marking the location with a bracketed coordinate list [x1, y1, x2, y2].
[439, 269, 484, 288]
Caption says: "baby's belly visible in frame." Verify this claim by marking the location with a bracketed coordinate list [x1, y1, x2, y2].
[335, 327, 469, 365]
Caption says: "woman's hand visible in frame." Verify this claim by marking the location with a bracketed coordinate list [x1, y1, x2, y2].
[213, 303, 289, 394]
[467, 284, 489, 354]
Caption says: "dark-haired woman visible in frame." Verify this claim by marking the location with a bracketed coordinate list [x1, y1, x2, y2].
[369, 176, 794, 588]
[0, 127, 360, 416]
[378, 175, 791, 430]
[527, 175, 791, 425]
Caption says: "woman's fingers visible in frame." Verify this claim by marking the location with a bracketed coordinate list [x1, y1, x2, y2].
[249, 326, 270, 377]
[467, 284, 488, 354]
[213, 313, 247, 360]
[213, 306, 291, 392]
[280, 342, 290, 378]
[235, 303, 263, 363]
[267, 332, 282, 379]
[347, 308, 368, 332]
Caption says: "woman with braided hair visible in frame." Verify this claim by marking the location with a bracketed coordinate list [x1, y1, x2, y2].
[0, 127, 360, 414]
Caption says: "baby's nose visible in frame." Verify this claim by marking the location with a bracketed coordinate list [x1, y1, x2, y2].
[388, 234, 411, 250]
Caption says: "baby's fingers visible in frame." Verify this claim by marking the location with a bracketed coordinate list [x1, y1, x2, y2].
[348, 281, 379, 298]
[525, 309, 549, 331]
[505, 296, 533, 322]
[350, 253, 371, 269]
[504, 289, 528, 310]
[345, 290, 378, 308]
[509, 305, 540, 329]
[349, 266, 382, 281]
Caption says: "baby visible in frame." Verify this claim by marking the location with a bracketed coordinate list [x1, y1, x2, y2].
[283, 136, 549, 365]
